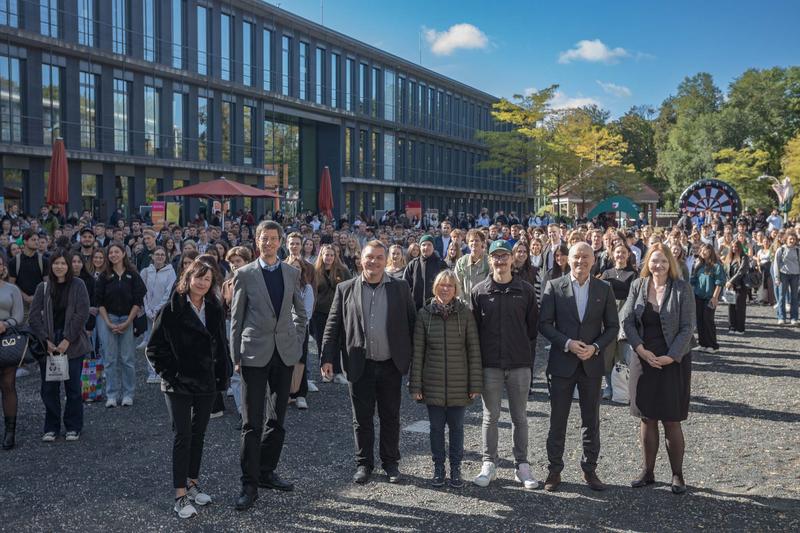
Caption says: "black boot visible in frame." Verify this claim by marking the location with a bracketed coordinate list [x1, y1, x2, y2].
[431, 463, 445, 487]
[3, 416, 16, 450]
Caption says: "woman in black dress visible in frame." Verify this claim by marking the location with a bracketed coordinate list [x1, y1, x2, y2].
[620, 243, 696, 494]
[600, 243, 637, 399]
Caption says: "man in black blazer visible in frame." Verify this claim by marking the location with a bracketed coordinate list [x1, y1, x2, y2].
[539, 242, 619, 492]
[321, 240, 416, 485]
[433, 220, 453, 258]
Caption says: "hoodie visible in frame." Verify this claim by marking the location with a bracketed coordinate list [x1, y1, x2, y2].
[141, 263, 177, 319]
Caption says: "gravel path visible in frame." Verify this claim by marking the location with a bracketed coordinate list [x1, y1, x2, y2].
[1, 304, 798, 532]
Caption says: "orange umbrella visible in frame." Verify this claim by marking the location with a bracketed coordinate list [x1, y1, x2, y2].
[318, 166, 334, 220]
[47, 138, 69, 210]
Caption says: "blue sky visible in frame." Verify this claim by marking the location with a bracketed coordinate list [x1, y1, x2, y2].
[271, 0, 800, 117]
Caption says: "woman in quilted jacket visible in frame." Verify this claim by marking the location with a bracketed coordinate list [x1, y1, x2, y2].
[410, 270, 482, 489]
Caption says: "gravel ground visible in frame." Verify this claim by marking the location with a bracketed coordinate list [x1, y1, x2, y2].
[1, 304, 798, 532]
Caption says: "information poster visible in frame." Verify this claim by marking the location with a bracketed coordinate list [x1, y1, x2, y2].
[166, 202, 181, 225]
[151, 201, 166, 230]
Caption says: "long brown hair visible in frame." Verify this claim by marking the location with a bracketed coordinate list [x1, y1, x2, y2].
[175, 258, 221, 296]
[104, 242, 135, 278]
[314, 244, 348, 282]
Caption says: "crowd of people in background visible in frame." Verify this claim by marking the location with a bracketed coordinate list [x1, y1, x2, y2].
[0, 200, 798, 518]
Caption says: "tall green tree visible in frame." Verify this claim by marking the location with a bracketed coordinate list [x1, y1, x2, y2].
[781, 132, 800, 217]
[713, 147, 772, 210]
[610, 106, 659, 191]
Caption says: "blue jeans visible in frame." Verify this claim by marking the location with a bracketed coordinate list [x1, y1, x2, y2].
[777, 273, 799, 320]
[426, 405, 465, 467]
[39, 354, 85, 434]
[99, 314, 137, 401]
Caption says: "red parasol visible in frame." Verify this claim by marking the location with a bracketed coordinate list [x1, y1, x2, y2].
[46, 138, 69, 210]
[318, 166, 334, 220]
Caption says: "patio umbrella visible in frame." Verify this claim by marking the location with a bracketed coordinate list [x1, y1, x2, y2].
[46, 138, 69, 211]
[158, 176, 279, 227]
[318, 166, 334, 220]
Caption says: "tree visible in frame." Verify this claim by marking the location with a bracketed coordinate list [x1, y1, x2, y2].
[610, 106, 659, 191]
[713, 147, 772, 210]
[781, 132, 800, 217]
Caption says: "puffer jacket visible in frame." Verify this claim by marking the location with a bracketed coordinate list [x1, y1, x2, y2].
[141, 263, 177, 319]
[409, 299, 482, 407]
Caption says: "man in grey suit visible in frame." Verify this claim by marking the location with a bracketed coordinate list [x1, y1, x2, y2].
[539, 242, 619, 492]
[230, 221, 307, 511]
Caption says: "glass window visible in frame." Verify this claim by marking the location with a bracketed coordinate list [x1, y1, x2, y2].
[345, 58, 354, 111]
[397, 76, 405, 122]
[243, 105, 254, 165]
[371, 131, 378, 178]
[172, 91, 184, 158]
[42, 63, 61, 145]
[262, 29, 272, 91]
[0, 55, 21, 143]
[299, 41, 309, 100]
[145, 177, 160, 204]
[196, 6, 208, 75]
[330, 53, 339, 108]
[428, 87, 435, 130]
[358, 129, 366, 177]
[371, 67, 379, 117]
[197, 96, 209, 160]
[144, 85, 160, 156]
[79, 71, 96, 149]
[81, 174, 96, 213]
[220, 13, 231, 81]
[221, 101, 232, 163]
[0, 0, 19, 27]
[77, 0, 94, 45]
[40, 0, 58, 37]
[419, 84, 425, 127]
[143, 0, 157, 61]
[359, 63, 367, 114]
[113, 79, 129, 152]
[112, 0, 127, 55]
[409, 81, 417, 124]
[384, 133, 394, 181]
[171, 0, 183, 68]
[344, 127, 352, 175]
[243, 21, 253, 86]
[115, 176, 130, 217]
[384, 69, 395, 122]
[315, 47, 325, 105]
[281, 35, 291, 96]
[263, 118, 299, 214]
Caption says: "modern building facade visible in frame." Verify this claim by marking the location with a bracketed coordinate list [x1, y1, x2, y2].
[0, 0, 529, 223]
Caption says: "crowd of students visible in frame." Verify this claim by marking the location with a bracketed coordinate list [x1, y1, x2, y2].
[0, 203, 798, 519]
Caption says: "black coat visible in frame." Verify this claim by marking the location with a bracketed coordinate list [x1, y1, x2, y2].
[321, 275, 416, 383]
[404, 253, 448, 310]
[146, 290, 231, 395]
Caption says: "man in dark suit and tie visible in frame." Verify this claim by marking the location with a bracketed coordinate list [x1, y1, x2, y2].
[539, 242, 619, 492]
[321, 240, 416, 484]
[230, 221, 307, 510]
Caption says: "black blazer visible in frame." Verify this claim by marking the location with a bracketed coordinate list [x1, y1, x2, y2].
[321, 275, 416, 383]
[146, 290, 231, 395]
[538, 275, 620, 379]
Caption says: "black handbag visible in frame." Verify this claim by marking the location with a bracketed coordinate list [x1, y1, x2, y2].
[133, 313, 148, 337]
[0, 327, 36, 368]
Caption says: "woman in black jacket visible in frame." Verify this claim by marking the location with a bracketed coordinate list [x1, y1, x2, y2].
[29, 249, 92, 442]
[146, 258, 230, 519]
[724, 241, 750, 334]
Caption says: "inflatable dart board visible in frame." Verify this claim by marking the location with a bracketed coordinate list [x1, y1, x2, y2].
[679, 179, 741, 217]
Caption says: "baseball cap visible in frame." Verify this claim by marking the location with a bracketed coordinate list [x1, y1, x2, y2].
[488, 240, 513, 255]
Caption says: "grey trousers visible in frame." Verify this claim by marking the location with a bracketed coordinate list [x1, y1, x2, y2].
[481, 367, 531, 466]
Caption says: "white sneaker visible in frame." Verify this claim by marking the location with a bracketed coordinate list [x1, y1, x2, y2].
[792, 320, 799, 326]
[65, 431, 80, 442]
[41, 432, 57, 442]
[473, 461, 497, 487]
[777, 319, 786, 325]
[706, 347, 719, 354]
[515, 463, 541, 490]
[105, 398, 118, 408]
[333, 373, 348, 385]
[186, 484, 212, 506]
[307, 381, 319, 392]
[174, 495, 197, 519]
[121, 397, 134, 407]
[296, 397, 308, 409]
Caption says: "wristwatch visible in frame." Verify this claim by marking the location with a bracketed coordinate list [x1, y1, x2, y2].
[592, 343, 600, 356]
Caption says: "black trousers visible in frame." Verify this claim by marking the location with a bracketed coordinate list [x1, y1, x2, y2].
[311, 311, 342, 374]
[546, 365, 602, 474]
[290, 328, 310, 400]
[728, 288, 748, 332]
[349, 359, 402, 470]
[240, 352, 293, 490]
[164, 392, 215, 489]
[695, 297, 719, 349]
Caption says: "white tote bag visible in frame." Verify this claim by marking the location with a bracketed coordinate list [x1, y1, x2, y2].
[45, 353, 70, 382]
[611, 363, 629, 404]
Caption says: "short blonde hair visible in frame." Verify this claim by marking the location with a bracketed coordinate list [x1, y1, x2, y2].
[432, 270, 460, 298]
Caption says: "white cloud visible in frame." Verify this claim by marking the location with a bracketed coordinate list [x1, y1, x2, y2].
[424, 23, 489, 56]
[558, 39, 630, 64]
[596, 81, 632, 98]
[549, 90, 601, 110]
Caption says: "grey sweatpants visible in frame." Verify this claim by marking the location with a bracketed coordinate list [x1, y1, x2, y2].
[481, 367, 531, 467]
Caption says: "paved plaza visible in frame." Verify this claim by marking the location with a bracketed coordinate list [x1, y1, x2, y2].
[1, 304, 798, 532]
